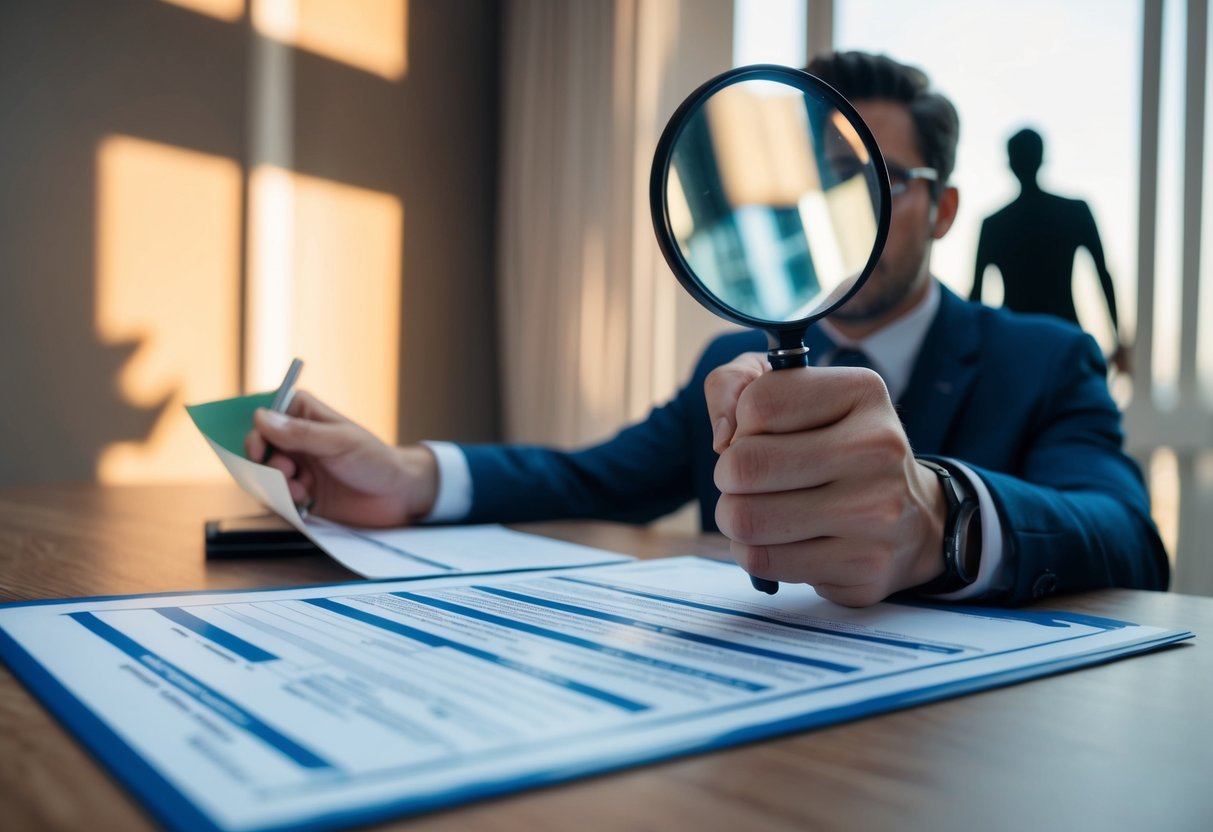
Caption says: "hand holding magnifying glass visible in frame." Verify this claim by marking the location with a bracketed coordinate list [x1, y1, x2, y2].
[650, 65, 892, 593]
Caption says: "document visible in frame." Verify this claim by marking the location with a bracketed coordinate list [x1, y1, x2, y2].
[0, 556, 1191, 832]
[300, 520, 632, 578]
[186, 394, 629, 578]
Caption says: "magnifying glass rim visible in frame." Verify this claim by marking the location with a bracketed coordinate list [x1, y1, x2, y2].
[650, 63, 893, 334]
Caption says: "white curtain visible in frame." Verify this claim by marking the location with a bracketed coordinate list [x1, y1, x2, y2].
[496, 0, 733, 448]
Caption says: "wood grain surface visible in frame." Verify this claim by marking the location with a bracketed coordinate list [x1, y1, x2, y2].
[0, 483, 1209, 832]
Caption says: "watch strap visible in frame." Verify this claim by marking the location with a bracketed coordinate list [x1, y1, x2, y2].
[911, 458, 980, 594]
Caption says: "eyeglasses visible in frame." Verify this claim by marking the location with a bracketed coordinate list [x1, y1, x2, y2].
[828, 159, 940, 200]
[887, 164, 939, 198]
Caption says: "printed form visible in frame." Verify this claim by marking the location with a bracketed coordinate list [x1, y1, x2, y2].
[0, 557, 1190, 832]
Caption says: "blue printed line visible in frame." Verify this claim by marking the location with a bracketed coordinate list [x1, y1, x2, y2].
[477, 586, 859, 674]
[555, 576, 963, 654]
[392, 592, 770, 693]
[889, 600, 1129, 630]
[154, 607, 278, 663]
[68, 612, 334, 771]
[303, 598, 650, 712]
[341, 529, 456, 571]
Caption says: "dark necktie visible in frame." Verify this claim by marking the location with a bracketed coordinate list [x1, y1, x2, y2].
[829, 347, 875, 370]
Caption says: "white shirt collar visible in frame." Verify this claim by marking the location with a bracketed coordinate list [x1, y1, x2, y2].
[819, 279, 941, 402]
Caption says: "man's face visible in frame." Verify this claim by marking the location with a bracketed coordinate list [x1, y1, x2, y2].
[830, 99, 952, 329]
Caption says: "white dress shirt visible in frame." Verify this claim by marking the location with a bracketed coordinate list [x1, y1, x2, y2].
[423, 279, 1004, 600]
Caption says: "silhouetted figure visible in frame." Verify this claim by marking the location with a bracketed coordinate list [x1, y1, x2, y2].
[972, 128, 1128, 372]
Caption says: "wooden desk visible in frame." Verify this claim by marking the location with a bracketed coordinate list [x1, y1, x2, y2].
[1, 484, 1209, 831]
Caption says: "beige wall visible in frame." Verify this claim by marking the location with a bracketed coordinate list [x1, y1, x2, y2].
[0, 0, 501, 486]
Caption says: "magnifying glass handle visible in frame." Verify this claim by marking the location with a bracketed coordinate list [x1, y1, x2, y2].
[745, 345, 815, 595]
[768, 346, 811, 370]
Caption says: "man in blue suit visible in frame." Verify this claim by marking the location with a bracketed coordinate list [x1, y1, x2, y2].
[248, 52, 1168, 606]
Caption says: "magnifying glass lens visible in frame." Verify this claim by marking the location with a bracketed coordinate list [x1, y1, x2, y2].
[656, 69, 889, 332]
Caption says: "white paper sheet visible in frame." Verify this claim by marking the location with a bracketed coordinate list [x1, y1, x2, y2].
[0, 557, 1191, 832]
[200, 435, 630, 578]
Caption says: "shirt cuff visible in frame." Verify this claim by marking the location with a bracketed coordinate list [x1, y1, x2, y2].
[417, 440, 473, 523]
[926, 460, 1004, 601]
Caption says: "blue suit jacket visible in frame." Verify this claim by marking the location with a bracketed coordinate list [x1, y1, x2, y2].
[461, 285, 1169, 604]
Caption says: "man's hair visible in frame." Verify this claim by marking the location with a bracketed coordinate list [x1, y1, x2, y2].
[807, 51, 960, 194]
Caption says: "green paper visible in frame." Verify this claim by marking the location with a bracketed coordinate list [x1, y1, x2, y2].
[186, 392, 276, 457]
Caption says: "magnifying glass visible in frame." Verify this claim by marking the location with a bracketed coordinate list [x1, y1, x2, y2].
[649, 64, 892, 594]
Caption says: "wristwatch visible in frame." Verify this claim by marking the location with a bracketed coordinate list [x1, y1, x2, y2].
[912, 459, 982, 594]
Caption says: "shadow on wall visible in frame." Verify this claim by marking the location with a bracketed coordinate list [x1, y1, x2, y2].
[0, 0, 500, 487]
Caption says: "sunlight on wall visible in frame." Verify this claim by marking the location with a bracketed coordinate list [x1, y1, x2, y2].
[578, 225, 610, 429]
[252, 0, 408, 80]
[159, 0, 245, 21]
[95, 136, 242, 483]
[1149, 447, 1180, 568]
[246, 165, 296, 393]
[246, 165, 403, 444]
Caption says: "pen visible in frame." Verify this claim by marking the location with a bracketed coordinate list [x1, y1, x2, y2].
[261, 358, 304, 463]
[270, 357, 304, 414]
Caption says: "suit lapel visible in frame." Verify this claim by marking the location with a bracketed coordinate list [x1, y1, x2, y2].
[896, 285, 981, 453]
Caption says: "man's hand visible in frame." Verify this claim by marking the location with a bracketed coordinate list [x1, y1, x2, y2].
[245, 390, 438, 528]
[706, 353, 948, 607]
